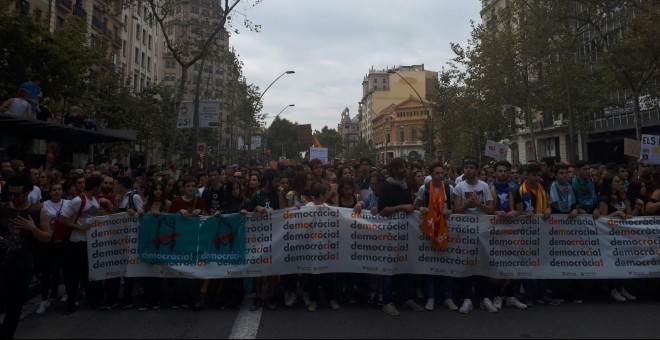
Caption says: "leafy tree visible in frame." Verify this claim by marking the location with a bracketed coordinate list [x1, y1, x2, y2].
[313, 126, 343, 160]
[571, 0, 660, 140]
[266, 117, 299, 161]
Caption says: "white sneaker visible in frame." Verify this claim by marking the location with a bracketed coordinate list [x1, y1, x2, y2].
[610, 289, 626, 302]
[405, 299, 424, 311]
[480, 298, 498, 313]
[302, 292, 311, 306]
[620, 288, 636, 301]
[284, 292, 297, 307]
[444, 298, 458, 311]
[424, 298, 434, 311]
[492, 296, 503, 310]
[60, 294, 68, 303]
[382, 303, 400, 316]
[36, 300, 50, 314]
[506, 296, 527, 309]
[459, 299, 473, 314]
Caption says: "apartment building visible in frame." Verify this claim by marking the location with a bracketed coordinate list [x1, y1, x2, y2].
[119, 2, 163, 93]
[481, 0, 660, 164]
[358, 64, 436, 163]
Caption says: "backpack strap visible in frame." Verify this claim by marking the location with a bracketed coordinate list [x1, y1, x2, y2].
[74, 194, 86, 223]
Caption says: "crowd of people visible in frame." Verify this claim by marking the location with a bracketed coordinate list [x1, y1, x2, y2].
[1, 154, 660, 337]
[1, 74, 98, 130]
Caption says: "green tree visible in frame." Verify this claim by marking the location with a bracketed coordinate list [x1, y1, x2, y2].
[313, 126, 343, 160]
[266, 117, 299, 161]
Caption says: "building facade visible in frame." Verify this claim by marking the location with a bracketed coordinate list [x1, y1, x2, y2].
[337, 107, 359, 159]
[358, 64, 437, 162]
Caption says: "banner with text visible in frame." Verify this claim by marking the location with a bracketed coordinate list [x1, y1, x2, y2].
[86, 209, 660, 280]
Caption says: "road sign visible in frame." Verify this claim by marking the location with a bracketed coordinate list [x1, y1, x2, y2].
[177, 101, 221, 128]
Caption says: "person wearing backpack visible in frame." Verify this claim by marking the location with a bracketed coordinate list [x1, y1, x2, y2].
[101, 177, 143, 310]
[489, 160, 528, 310]
[0, 175, 51, 339]
[414, 161, 455, 312]
[57, 176, 108, 315]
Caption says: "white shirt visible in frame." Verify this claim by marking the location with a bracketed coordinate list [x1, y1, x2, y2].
[118, 192, 144, 211]
[61, 194, 100, 242]
[452, 180, 492, 214]
[43, 199, 69, 232]
[28, 185, 41, 204]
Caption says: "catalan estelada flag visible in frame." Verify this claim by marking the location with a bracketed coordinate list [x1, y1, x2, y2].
[313, 136, 322, 147]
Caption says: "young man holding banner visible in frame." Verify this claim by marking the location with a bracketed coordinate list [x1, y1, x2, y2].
[452, 158, 497, 314]
[415, 162, 455, 312]
[378, 158, 423, 316]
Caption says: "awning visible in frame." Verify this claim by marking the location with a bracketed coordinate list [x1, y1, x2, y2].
[0, 113, 136, 144]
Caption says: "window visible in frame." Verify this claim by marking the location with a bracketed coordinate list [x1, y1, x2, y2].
[215, 79, 223, 87]
[147, 57, 151, 71]
[141, 52, 145, 69]
[165, 60, 176, 69]
[140, 77, 145, 91]
[122, 40, 126, 57]
[142, 30, 146, 45]
[411, 129, 417, 142]
[164, 73, 176, 81]
[133, 74, 139, 92]
[399, 129, 404, 143]
[191, 6, 199, 14]
[134, 48, 139, 64]
[148, 34, 152, 49]
[123, 15, 127, 31]
[136, 24, 140, 40]
[56, 16, 65, 29]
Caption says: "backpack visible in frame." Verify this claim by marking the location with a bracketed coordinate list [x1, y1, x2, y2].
[53, 194, 86, 242]
[119, 190, 137, 212]
[423, 182, 453, 210]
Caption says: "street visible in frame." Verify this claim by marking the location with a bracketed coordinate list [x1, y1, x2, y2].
[12, 293, 660, 339]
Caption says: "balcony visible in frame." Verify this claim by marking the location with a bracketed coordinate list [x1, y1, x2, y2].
[56, 0, 72, 11]
[73, 6, 87, 19]
[592, 108, 660, 134]
[91, 16, 107, 32]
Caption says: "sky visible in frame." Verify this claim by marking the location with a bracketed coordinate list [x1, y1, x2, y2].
[229, 0, 483, 132]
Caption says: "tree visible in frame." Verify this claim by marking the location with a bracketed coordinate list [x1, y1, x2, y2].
[144, 0, 258, 167]
[571, 0, 660, 140]
[266, 117, 299, 161]
[313, 126, 343, 160]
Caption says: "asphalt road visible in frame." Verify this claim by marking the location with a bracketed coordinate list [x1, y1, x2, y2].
[12, 294, 660, 339]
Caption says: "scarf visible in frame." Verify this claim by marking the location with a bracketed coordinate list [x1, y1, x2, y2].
[386, 177, 407, 190]
[549, 181, 576, 213]
[520, 180, 549, 213]
[571, 177, 596, 210]
[420, 183, 449, 250]
[491, 182, 515, 212]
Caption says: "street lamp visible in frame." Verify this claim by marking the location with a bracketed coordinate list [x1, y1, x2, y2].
[387, 69, 433, 161]
[258, 71, 295, 102]
[265, 104, 295, 160]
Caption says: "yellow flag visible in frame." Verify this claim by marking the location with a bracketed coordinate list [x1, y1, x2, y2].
[313, 136, 322, 147]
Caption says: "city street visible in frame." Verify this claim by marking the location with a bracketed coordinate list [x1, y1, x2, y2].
[12, 293, 660, 339]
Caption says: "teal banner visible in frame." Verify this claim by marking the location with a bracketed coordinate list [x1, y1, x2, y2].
[198, 214, 246, 264]
[138, 214, 200, 264]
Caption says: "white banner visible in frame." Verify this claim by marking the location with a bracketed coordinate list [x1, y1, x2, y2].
[640, 134, 660, 164]
[86, 209, 660, 280]
[484, 140, 508, 160]
[309, 147, 328, 164]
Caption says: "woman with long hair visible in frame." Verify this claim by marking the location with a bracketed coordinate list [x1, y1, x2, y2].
[35, 182, 69, 314]
[599, 175, 641, 302]
[137, 180, 172, 310]
[246, 173, 262, 200]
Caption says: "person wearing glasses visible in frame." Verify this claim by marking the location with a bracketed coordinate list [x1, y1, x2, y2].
[0, 175, 51, 339]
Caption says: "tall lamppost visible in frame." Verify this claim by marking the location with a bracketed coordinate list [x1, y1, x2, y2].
[258, 71, 295, 103]
[250, 70, 294, 162]
[265, 104, 295, 160]
[387, 69, 432, 161]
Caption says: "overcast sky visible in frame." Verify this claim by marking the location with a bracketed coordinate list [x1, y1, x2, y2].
[230, 0, 483, 132]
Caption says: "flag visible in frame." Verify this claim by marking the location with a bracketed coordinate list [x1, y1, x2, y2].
[313, 136, 322, 147]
